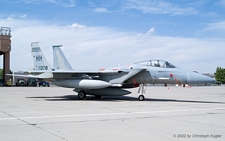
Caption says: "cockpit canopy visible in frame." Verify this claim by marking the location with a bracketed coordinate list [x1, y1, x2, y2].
[134, 59, 177, 68]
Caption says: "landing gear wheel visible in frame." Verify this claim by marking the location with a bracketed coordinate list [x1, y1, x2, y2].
[138, 95, 145, 101]
[78, 91, 86, 100]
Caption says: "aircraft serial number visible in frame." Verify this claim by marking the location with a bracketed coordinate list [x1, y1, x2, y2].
[37, 66, 48, 70]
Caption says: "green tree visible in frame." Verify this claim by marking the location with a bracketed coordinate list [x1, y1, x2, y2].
[0, 69, 3, 79]
[214, 67, 225, 84]
[0, 69, 12, 79]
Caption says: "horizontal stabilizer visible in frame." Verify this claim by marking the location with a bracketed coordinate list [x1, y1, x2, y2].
[7, 72, 53, 79]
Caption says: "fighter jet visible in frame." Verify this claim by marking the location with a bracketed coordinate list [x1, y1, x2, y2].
[26, 42, 215, 101]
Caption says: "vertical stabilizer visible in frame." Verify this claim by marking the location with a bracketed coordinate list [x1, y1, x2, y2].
[31, 42, 52, 71]
[53, 45, 73, 70]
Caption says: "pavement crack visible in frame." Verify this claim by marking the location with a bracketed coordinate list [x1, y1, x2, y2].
[0, 110, 68, 141]
[31, 124, 68, 141]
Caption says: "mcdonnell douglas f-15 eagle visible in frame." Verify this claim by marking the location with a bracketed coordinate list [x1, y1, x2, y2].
[17, 42, 215, 101]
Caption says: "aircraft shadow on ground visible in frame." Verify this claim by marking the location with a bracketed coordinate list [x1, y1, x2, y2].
[26, 95, 225, 104]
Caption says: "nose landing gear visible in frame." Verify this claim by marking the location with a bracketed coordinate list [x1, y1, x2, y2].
[138, 84, 147, 101]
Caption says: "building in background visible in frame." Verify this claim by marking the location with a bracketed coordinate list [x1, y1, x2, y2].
[0, 27, 11, 86]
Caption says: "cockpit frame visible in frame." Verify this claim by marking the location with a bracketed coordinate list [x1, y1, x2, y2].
[134, 59, 177, 68]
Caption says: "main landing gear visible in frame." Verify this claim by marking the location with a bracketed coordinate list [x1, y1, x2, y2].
[77, 90, 103, 100]
[78, 91, 86, 100]
[138, 84, 147, 101]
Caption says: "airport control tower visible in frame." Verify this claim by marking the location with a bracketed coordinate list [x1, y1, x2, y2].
[0, 27, 11, 85]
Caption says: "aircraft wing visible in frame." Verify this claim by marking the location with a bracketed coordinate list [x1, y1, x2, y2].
[10, 70, 124, 79]
[51, 70, 125, 79]
[22, 69, 146, 81]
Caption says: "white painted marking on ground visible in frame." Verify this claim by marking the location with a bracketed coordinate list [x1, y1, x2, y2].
[0, 107, 225, 121]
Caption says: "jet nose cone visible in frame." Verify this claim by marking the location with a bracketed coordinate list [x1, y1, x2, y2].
[187, 72, 214, 85]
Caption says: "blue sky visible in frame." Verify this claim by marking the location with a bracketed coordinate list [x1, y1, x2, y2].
[0, 0, 225, 73]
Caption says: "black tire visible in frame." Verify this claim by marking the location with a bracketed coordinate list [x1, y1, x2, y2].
[138, 95, 145, 101]
[78, 91, 86, 100]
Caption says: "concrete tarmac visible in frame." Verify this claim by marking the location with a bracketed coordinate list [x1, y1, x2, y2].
[0, 86, 225, 141]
